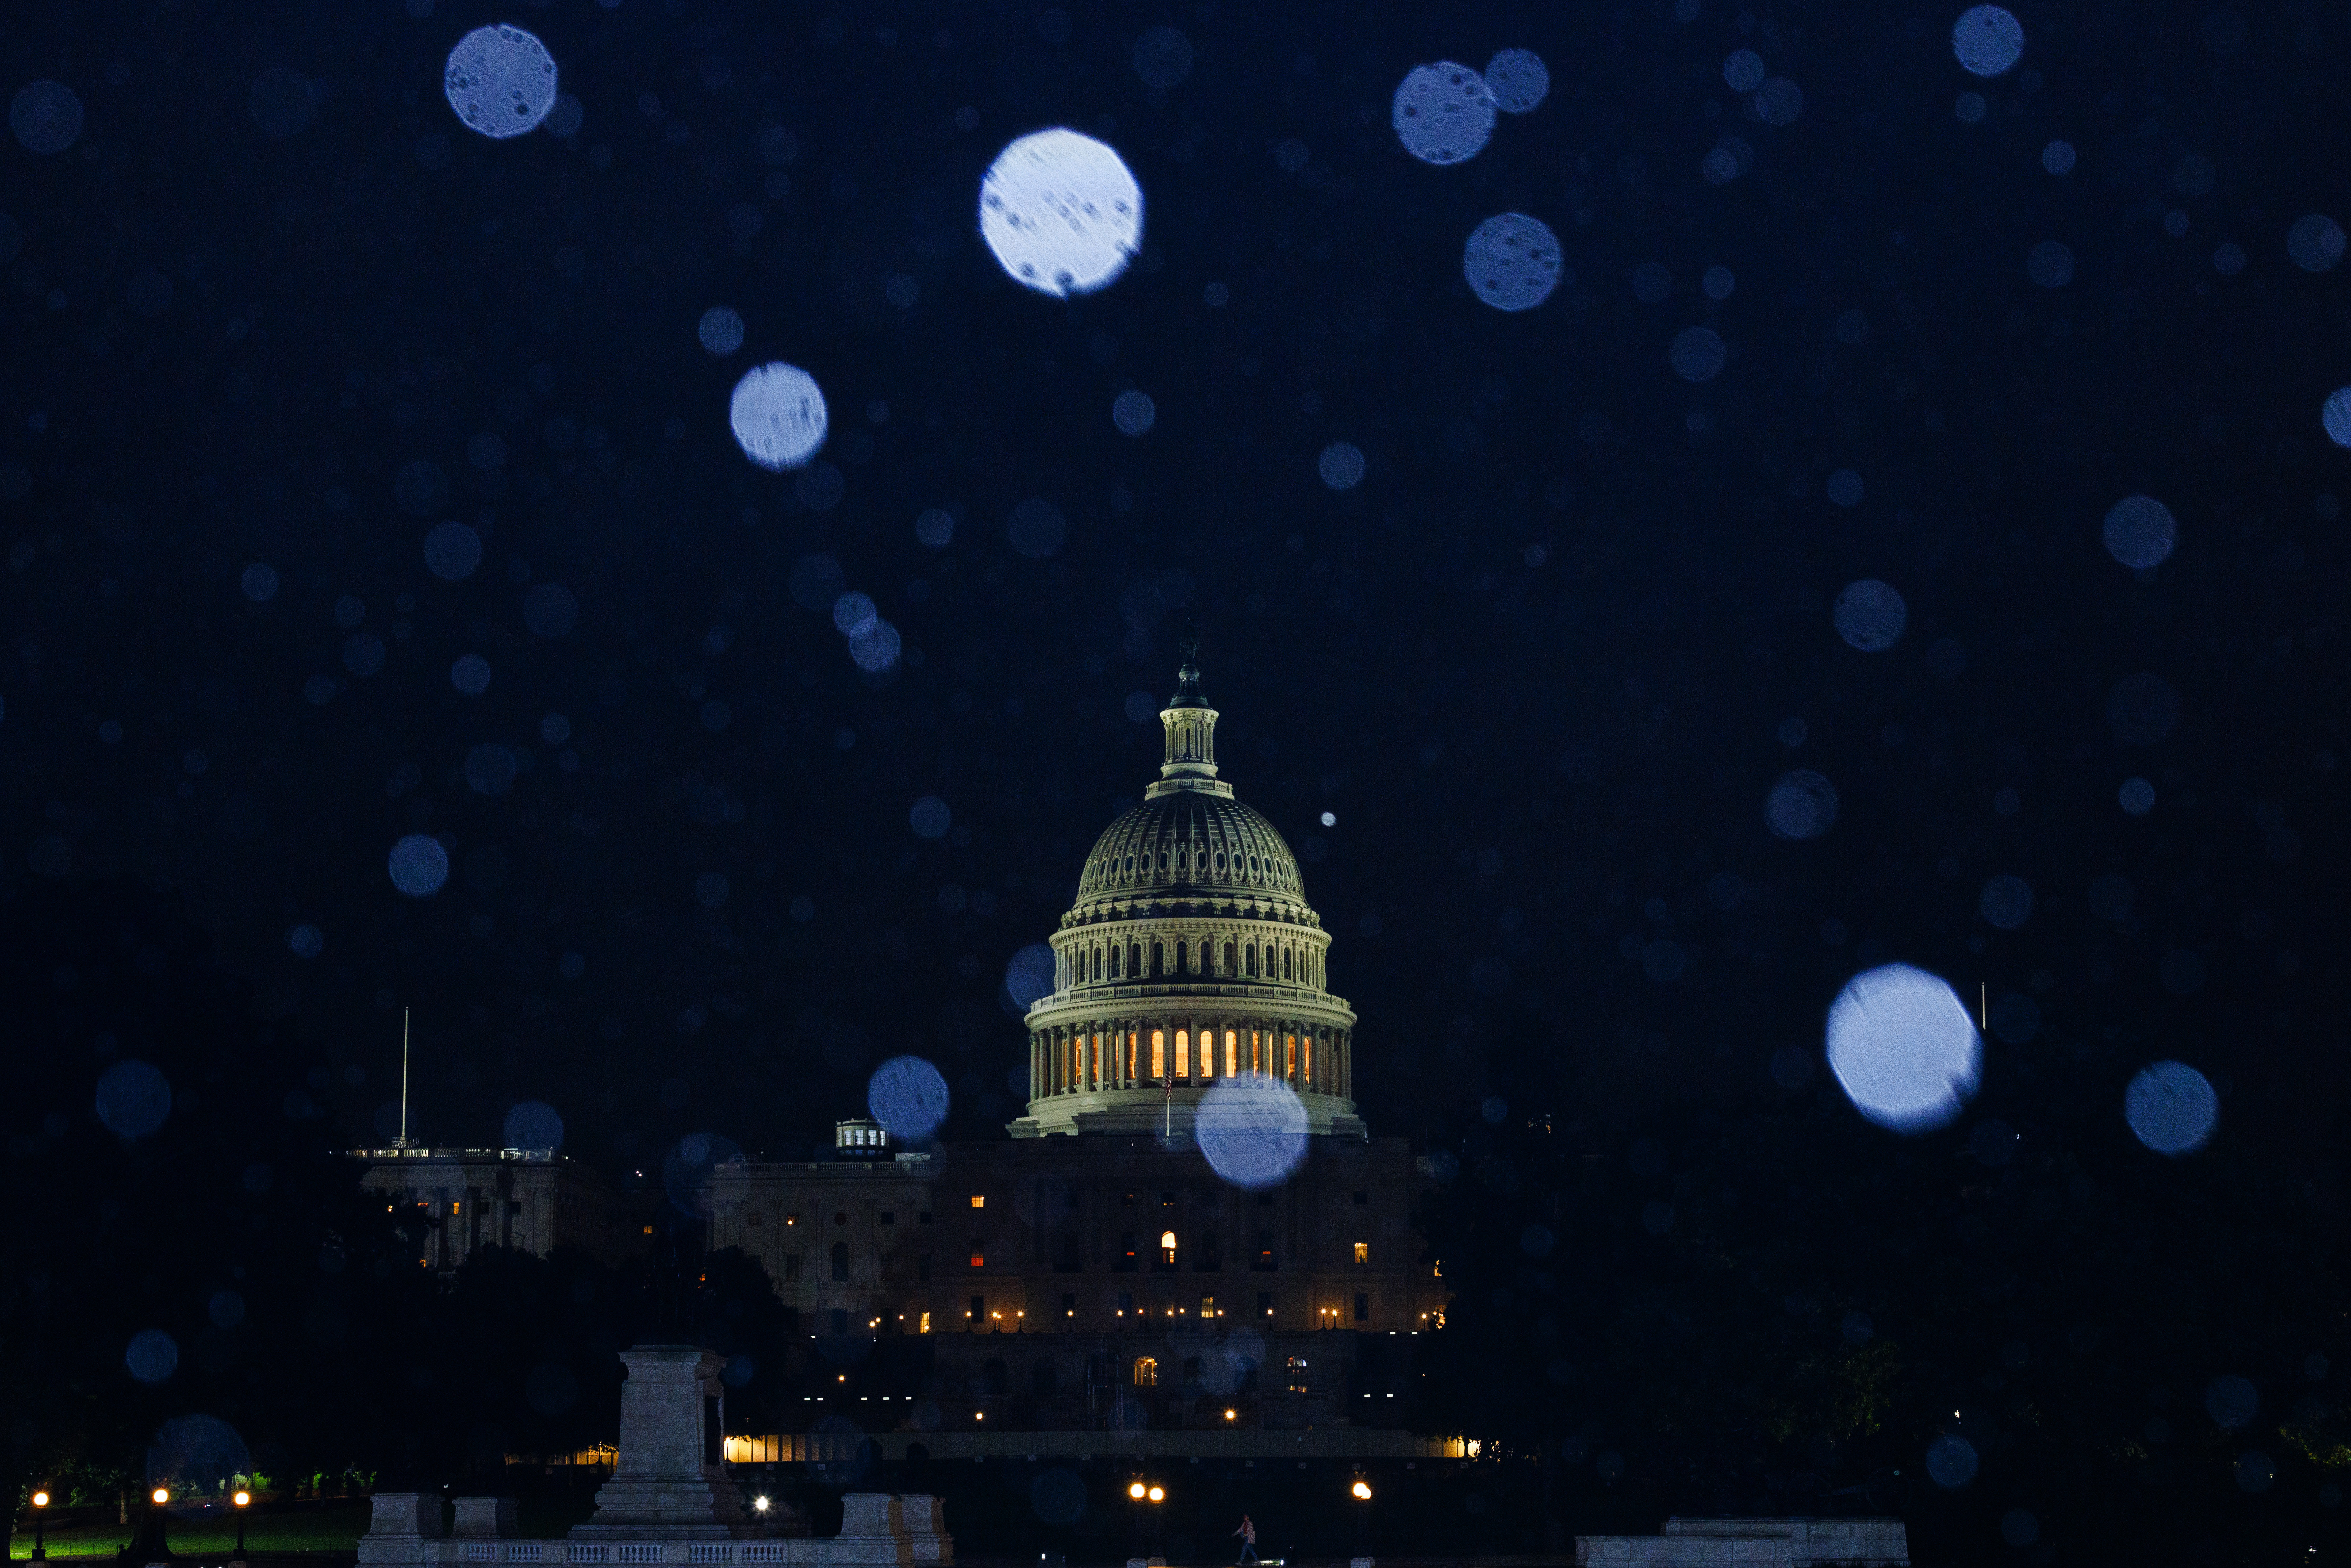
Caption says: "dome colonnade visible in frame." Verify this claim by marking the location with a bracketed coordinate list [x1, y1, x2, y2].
[1009, 652, 1362, 1139]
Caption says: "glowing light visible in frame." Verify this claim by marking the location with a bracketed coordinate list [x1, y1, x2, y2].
[1951, 6, 2024, 77]
[1147, 1486, 1164, 1503]
[1832, 579, 1907, 651]
[153, 1489, 171, 1506]
[2102, 495, 2176, 568]
[730, 363, 829, 471]
[96, 1060, 173, 1140]
[1764, 769, 1838, 840]
[1392, 64, 1494, 165]
[699, 307, 746, 356]
[31, 1492, 48, 1508]
[754, 1497, 770, 1514]
[1319, 442, 1366, 491]
[2126, 1061, 2217, 1155]
[1197, 1079, 1310, 1189]
[1351, 1480, 1373, 1500]
[1462, 213, 1563, 312]
[1825, 963, 1980, 1134]
[234, 1492, 251, 1508]
[867, 1055, 952, 1142]
[388, 834, 451, 897]
[1113, 389, 1157, 435]
[1670, 326, 1726, 382]
[1483, 50, 1548, 114]
[2324, 388, 2351, 449]
[1927, 1434, 1977, 1487]
[424, 520, 483, 581]
[10, 81, 83, 154]
[1128, 1483, 1146, 1500]
[503, 1100, 564, 1152]
[443, 26, 557, 139]
[2289, 214, 2346, 273]
[978, 128, 1143, 297]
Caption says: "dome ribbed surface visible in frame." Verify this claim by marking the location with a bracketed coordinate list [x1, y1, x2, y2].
[1075, 791, 1305, 907]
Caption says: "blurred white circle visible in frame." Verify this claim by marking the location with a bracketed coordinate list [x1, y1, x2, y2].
[1391, 63, 1494, 165]
[868, 1055, 952, 1142]
[1825, 963, 1980, 1133]
[1483, 49, 1548, 114]
[2125, 1060, 2217, 1155]
[979, 128, 1143, 297]
[730, 362, 829, 470]
[443, 25, 557, 139]
[1197, 1079, 1309, 1189]
[1462, 213, 1563, 312]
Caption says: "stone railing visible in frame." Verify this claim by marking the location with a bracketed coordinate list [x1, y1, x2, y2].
[360, 1494, 950, 1568]
[1576, 1518, 1908, 1568]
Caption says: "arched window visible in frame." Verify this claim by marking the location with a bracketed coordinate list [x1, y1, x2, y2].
[1246, 945, 1257, 977]
[1160, 1228, 1178, 1265]
[1223, 940, 1236, 974]
[1133, 1356, 1158, 1387]
[1153, 942, 1165, 976]
[983, 1358, 1007, 1395]
[830, 1241, 848, 1282]
[1131, 943, 1143, 977]
[1282, 948, 1293, 980]
[1151, 1029, 1165, 1081]
[1111, 945, 1123, 979]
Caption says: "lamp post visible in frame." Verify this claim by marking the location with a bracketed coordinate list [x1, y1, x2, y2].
[124, 1486, 171, 1566]
[29, 1489, 48, 1561]
[1349, 1475, 1373, 1562]
[232, 1489, 251, 1565]
[1126, 1480, 1166, 1562]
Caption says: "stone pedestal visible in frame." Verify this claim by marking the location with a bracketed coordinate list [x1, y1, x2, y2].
[358, 1494, 444, 1568]
[452, 1500, 517, 1538]
[572, 1346, 787, 1540]
[897, 1497, 952, 1567]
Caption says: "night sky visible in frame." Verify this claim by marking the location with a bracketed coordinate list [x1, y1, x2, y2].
[6, 0, 2348, 1399]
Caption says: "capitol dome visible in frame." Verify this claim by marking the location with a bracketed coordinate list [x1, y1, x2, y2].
[1009, 649, 1362, 1140]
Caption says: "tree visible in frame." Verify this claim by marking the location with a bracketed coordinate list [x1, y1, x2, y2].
[0, 879, 435, 1547]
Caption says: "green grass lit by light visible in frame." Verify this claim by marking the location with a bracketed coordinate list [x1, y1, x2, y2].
[10, 1504, 370, 1559]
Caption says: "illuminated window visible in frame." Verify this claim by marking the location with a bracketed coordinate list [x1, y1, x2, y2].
[970, 1194, 986, 1209]
[1225, 1030, 1238, 1077]
[970, 1242, 987, 1268]
[1133, 1356, 1159, 1387]
[1151, 1030, 1165, 1081]
[642, 1225, 655, 1236]
[450, 1201, 461, 1213]
[1200, 1295, 1216, 1318]
[918, 1312, 931, 1333]
[1160, 1229, 1178, 1265]
[1353, 1242, 1369, 1264]
[1175, 1029, 1190, 1080]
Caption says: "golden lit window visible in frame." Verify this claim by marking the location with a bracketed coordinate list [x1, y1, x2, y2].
[1133, 1356, 1159, 1387]
[970, 1244, 986, 1267]
[918, 1312, 931, 1333]
[1160, 1228, 1178, 1265]
[1353, 1242, 1369, 1263]
[450, 1201, 461, 1213]
[970, 1194, 986, 1209]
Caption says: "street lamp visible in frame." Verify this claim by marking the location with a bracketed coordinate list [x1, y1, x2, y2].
[232, 1489, 252, 1564]
[29, 1489, 48, 1561]
[1350, 1480, 1373, 1501]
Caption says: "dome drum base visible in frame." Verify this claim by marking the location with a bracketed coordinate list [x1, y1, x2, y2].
[1008, 1087, 1366, 1141]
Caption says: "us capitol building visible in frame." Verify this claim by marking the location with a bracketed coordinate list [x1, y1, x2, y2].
[359, 652, 1445, 1441]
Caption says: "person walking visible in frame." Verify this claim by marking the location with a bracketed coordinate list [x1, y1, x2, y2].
[1233, 1514, 1259, 1565]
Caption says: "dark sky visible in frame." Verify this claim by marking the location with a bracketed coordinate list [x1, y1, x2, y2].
[1, 0, 2341, 1180]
